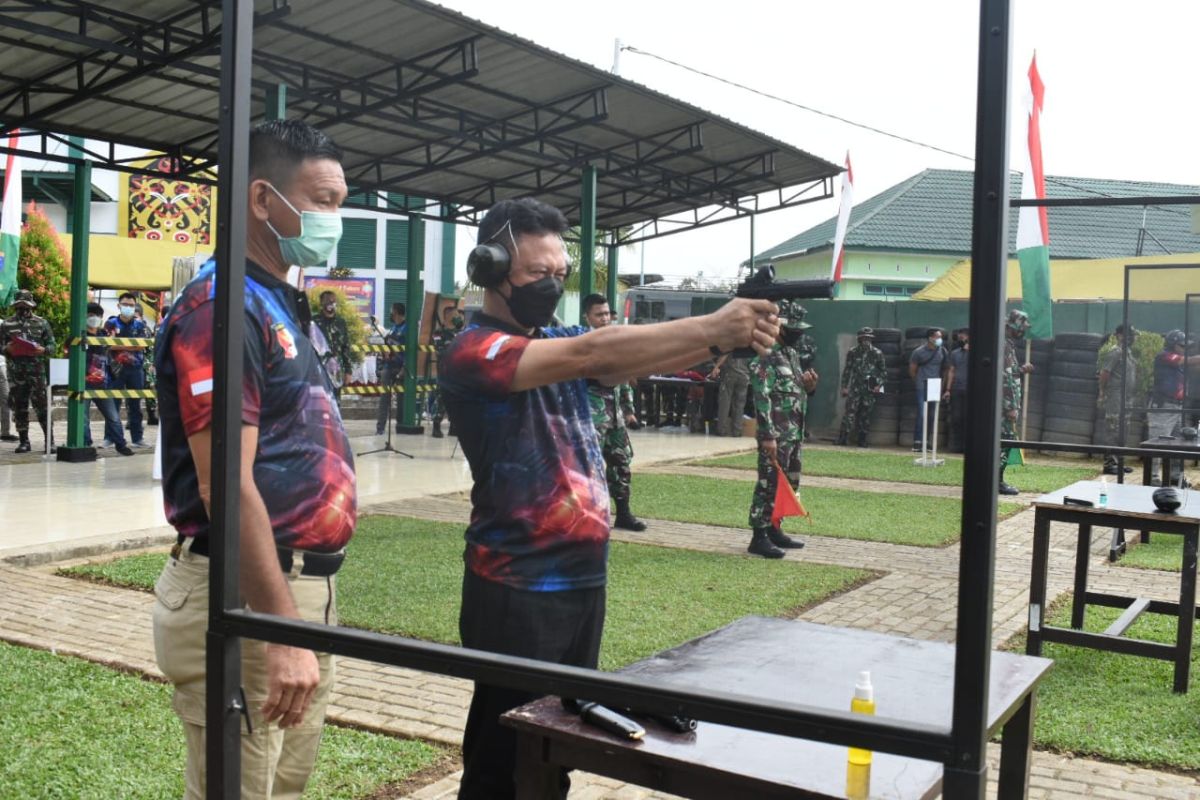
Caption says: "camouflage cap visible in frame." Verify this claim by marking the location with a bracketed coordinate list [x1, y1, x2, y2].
[11, 289, 36, 308]
[856, 326, 875, 338]
[1006, 309, 1030, 330]
[777, 299, 812, 330]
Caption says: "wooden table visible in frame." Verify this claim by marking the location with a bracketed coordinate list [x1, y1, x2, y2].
[1028, 480, 1200, 692]
[503, 617, 1051, 799]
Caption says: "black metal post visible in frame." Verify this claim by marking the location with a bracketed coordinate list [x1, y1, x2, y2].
[208, 0, 254, 797]
[948, 0, 1012, 795]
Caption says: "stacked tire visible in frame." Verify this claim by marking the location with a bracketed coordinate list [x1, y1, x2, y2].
[1023, 337, 1054, 443]
[897, 326, 948, 450]
[1041, 332, 1104, 448]
[866, 328, 902, 448]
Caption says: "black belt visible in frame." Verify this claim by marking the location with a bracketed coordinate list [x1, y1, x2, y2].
[176, 535, 344, 577]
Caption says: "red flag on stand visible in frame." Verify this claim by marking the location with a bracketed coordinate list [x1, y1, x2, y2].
[771, 457, 810, 528]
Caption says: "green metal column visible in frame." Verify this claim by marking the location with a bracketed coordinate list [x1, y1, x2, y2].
[748, 213, 756, 275]
[264, 84, 287, 121]
[398, 213, 425, 433]
[61, 160, 92, 459]
[441, 204, 457, 296]
[578, 165, 597, 324]
[606, 232, 619, 312]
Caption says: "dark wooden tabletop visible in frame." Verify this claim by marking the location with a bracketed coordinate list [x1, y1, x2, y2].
[1034, 480, 1200, 524]
[1139, 436, 1200, 453]
[504, 617, 1052, 800]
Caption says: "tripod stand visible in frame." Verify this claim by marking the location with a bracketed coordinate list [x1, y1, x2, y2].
[358, 318, 413, 459]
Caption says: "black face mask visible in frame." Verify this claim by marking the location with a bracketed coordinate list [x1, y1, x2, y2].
[15, 306, 32, 317]
[505, 276, 564, 329]
[781, 328, 804, 347]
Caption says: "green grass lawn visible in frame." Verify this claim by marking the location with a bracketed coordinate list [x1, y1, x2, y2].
[60, 516, 869, 671]
[1114, 535, 1186, 572]
[1005, 598, 1200, 770]
[0, 641, 442, 800]
[630, 473, 1023, 547]
[695, 448, 1095, 494]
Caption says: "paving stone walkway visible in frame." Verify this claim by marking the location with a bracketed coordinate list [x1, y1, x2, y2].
[2, 463, 1198, 798]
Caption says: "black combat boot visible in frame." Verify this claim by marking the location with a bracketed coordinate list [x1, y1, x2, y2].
[835, 431, 848, 446]
[998, 466, 1019, 496]
[15, 435, 31, 454]
[768, 526, 805, 549]
[431, 418, 444, 438]
[857, 432, 868, 448]
[613, 499, 646, 532]
[747, 528, 785, 559]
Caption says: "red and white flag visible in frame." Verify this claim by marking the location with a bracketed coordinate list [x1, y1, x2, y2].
[830, 152, 854, 283]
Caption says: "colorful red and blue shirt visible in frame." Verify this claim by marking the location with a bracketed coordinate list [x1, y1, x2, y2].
[155, 259, 356, 552]
[438, 313, 610, 591]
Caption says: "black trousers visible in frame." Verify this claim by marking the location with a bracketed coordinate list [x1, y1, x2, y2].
[458, 569, 606, 800]
[949, 391, 968, 453]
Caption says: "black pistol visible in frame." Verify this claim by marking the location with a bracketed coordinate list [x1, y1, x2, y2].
[729, 264, 834, 358]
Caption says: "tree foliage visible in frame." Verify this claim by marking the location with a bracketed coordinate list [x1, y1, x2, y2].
[7, 202, 72, 348]
[1097, 330, 1163, 399]
[309, 287, 368, 366]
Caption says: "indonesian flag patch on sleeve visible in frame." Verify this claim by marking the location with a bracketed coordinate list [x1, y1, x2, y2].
[188, 367, 214, 397]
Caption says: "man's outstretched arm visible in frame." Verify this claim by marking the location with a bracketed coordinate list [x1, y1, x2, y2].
[510, 298, 778, 392]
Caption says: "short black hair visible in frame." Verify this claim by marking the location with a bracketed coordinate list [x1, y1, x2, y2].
[87, 302, 104, 316]
[477, 197, 568, 248]
[391, 302, 406, 316]
[319, 290, 336, 301]
[119, 291, 138, 303]
[582, 294, 609, 313]
[249, 119, 343, 189]
[927, 327, 942, 339]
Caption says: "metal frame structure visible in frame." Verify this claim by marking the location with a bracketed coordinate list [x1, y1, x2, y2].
[205, 0, 1014, 795]
[0, 0, 1068, 797]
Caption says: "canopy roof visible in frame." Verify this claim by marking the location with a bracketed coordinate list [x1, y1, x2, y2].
[0, 0, 840, 241]
[912, 252, 1200, 302]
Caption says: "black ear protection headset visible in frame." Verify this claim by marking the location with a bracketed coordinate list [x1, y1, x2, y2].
[466, 219, 573, 288]
[466, 241, 512, 289]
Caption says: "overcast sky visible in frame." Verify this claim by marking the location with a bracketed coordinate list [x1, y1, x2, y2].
[438, 0, 1199, 283]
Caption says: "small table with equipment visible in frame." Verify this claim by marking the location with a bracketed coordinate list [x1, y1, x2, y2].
[1028, 480, 1200, 692]
[503, 617, 1051, 799]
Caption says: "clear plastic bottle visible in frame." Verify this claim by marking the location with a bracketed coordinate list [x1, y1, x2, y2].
[1099, 477, 1108, 508]
[848, 671, 875, 766]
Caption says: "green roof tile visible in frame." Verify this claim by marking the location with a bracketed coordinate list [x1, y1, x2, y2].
[754, 168, 1200, 262]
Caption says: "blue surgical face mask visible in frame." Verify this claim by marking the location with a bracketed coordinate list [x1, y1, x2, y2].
[934, 337, 944, 348]
[265, 183, 343, 267]
[119, 305, 136, 319]
[86, 315, 102, 329]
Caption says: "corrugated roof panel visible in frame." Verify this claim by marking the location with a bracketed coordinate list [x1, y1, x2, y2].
[0, 0, 840, 234]
[756, 169, 1200, 262]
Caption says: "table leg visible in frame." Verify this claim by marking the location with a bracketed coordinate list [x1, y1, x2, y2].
[1072, 524, 1092, 629]
[513, 733, 561, 800]
[996, 692, 1035, 800]
[1174, 529, 1198, 694]
[1027, 512, 1051, 656]
[1142, 459, 1153, 543]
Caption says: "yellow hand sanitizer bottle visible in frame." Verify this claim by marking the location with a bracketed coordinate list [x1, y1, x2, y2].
[848, 670, 875, 766]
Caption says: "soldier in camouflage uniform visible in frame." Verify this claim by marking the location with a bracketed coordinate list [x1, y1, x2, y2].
[747, 300, 819, 558]
[427, 306, 464, 438]
[314, 290, 354, 402]
[837, 326, 886, 447]
[1, 290, 56, 453]
[583, 294, 646, 530]
[999, 309, 1033, 496]
[1098, 324, 1137, 475]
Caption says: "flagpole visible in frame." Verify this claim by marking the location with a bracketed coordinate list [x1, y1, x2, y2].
[1020, 338, 1031, 440]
